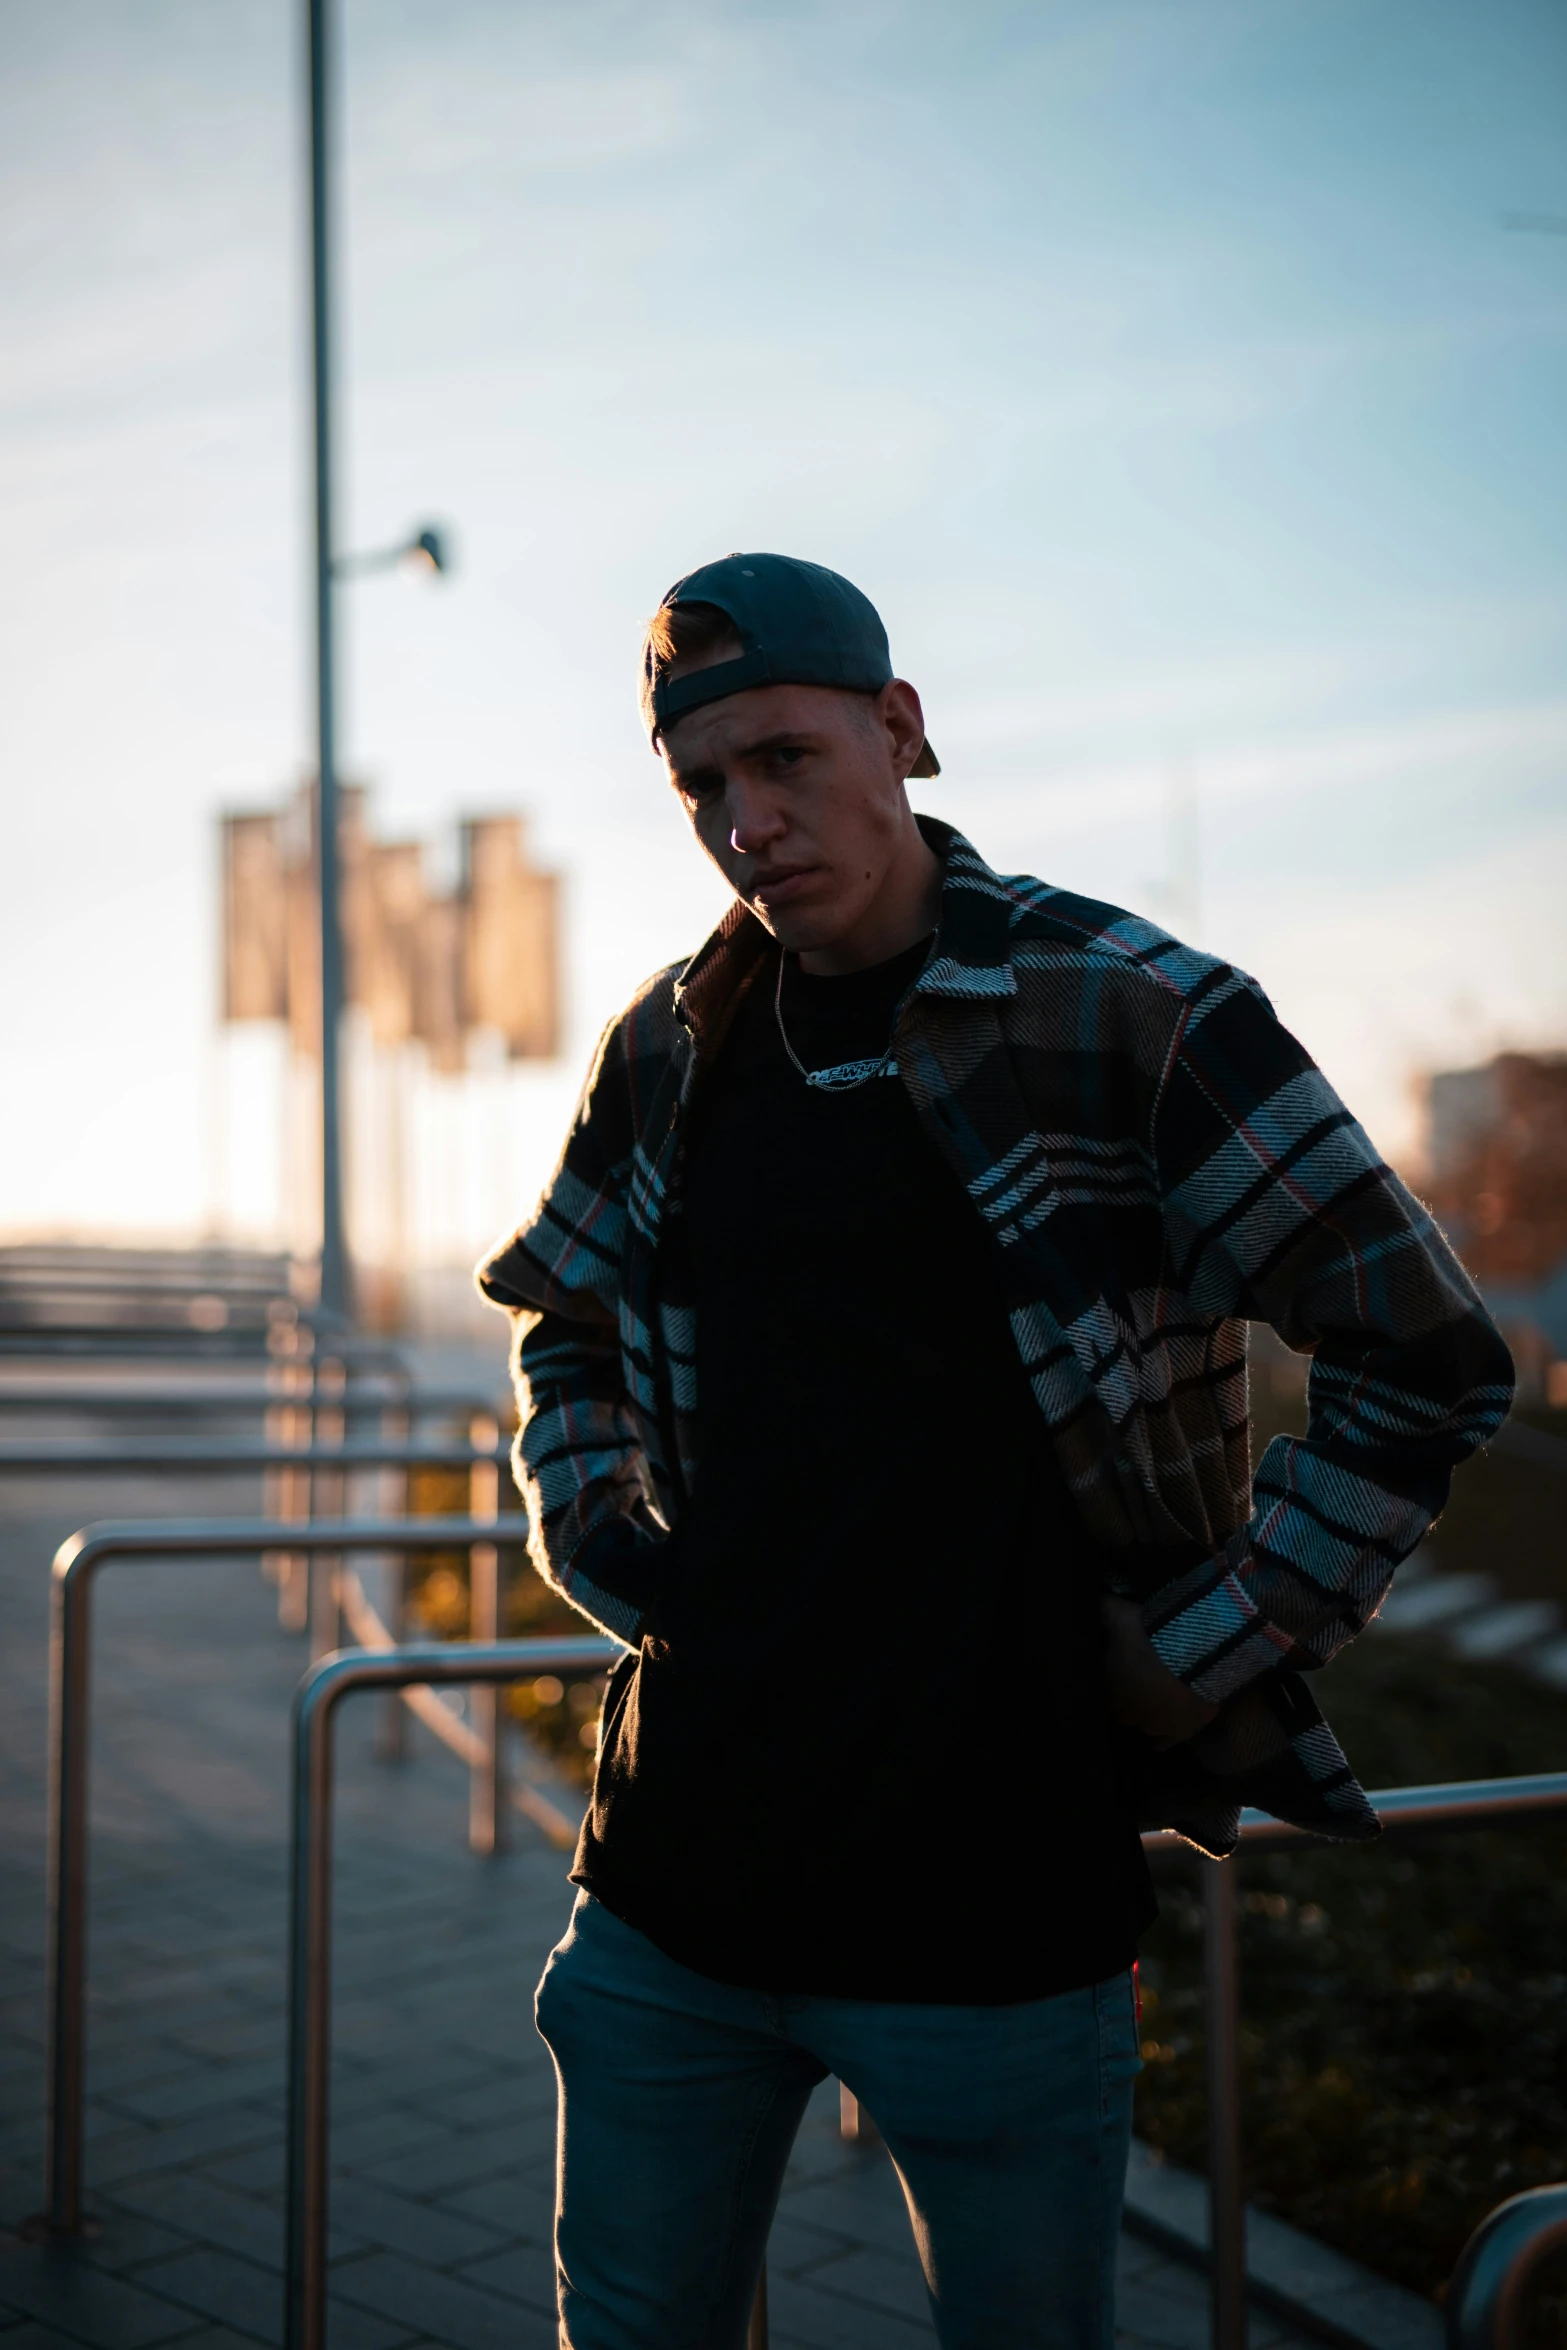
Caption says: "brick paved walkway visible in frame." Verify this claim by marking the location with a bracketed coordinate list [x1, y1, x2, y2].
[0, 1462, 1312, 2350]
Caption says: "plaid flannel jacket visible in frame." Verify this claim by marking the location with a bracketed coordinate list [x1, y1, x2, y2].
[478, 820, 1514, 1855]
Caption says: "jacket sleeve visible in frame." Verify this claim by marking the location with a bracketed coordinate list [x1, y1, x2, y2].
[475, 1013, 666, 1646]
[1146, 968, 1515, 1704]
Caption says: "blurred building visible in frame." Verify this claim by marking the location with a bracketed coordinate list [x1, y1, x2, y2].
[219, 780, 561, 1326]
[222, 780, 558, 1066]
[1423, 1052, 1567, 1402]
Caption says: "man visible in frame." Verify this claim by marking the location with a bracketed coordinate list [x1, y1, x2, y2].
[479, 553, 1512, 2349]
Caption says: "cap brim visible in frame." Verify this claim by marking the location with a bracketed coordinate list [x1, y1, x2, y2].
[909, 737, 941, 779]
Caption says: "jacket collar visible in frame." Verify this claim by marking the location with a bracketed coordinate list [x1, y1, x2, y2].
[671, 817, 1017, 1055]
[908, 817, 1018, 1002]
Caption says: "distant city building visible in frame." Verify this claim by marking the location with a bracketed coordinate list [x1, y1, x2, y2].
[1423, 1051, 1567, 1400]
[222, 780, 560, 1069]
[218, 780, 562, 1330]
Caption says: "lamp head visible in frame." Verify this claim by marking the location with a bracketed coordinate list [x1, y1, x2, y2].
[407, 525, 449, 576]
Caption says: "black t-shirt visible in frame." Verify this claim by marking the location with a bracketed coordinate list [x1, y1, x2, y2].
[573, 936, 1155, 2003]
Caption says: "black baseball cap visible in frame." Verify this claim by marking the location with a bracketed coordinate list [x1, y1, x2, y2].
[644, 551, 940, 778]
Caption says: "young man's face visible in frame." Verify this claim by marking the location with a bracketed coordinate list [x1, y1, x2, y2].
[659, 676, 929, 961]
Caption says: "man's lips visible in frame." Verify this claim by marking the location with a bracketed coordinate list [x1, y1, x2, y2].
[748, 864, 823, 906]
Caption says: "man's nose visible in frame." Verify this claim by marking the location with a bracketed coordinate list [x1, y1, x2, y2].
[726, 784, 787, 857]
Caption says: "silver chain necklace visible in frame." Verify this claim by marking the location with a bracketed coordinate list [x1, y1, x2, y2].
[772, 951, 901, 1092]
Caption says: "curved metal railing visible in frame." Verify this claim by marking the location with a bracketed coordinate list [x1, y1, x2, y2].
[31, 1499, 1567, 2350]
[1174, 1774, 1567, 2350]
[272, 1636, 1567, 2350]
[284, 1636, 615, 2350]
[42, 1514, 548, 2235]
[1445, 2183, 1567, 2349]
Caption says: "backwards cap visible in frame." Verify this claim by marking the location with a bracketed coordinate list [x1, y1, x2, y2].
[644, 551, 939, 777]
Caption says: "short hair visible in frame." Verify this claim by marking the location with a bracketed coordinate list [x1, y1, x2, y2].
[640, 601, 741, 738]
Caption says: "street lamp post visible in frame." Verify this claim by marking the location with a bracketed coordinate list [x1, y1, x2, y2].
[305, 0, 448, 1333]
[306, 0, 349, 1330]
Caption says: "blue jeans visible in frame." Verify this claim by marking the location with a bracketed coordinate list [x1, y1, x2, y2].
[534, 1891, 1141, 2350]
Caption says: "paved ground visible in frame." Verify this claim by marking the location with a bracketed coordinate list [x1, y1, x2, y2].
[0, 1454, 1315, 2350]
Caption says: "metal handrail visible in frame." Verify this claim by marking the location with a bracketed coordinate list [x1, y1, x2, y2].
[284, 1637, 615, 2350]
[40, 1500, 1567, 2346]
[273, 1628, 1567, 2350]
[0, 1381, 505, 1418]
[42, 1515, 544, 2236]
[14, 1432, 514, 1791]
[0, 1440, 509, 1471]
[1446, 2183, 1567, 2349]
[1145, 1773, 1567, 1860]
[0, 1322, 287, 1354]
[1167, 1775, 1567, 2350]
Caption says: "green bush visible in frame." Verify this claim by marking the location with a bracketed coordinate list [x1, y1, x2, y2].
[1134, 1635, 1567, 2316]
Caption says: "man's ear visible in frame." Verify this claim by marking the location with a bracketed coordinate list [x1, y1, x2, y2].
[880, 678, 929, 783]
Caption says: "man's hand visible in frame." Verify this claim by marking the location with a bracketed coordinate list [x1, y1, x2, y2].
[1101, 1595, 1220, 1749]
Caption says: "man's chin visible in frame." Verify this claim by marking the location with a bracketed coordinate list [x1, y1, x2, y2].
[748, 901, 851, 957]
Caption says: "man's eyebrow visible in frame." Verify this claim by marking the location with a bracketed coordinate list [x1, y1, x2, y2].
[668, 731, 815, 789]
[731, 730, 814, 763]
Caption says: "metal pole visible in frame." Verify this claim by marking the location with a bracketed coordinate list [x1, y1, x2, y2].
[44, 1546, 91, 2233]
[375, 1400, 410, 1763]
[285, 1659, 338, 2350]
[282, 1636, 612, 2350]
[839, 2083, 880, 2146]
[307, 1358, 345, 1661]
[307, 0, 349, 1328]
[1202, 1857, 1246, 2350]
[270, 1345, 311, 1632]
[467, 1416, 503, 1853]
[308, 1532, 341, 1661]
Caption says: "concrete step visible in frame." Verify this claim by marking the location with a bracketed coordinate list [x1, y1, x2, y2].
[1369, 1551, 1567, 1694]
[1372, 1570, 1497, 1633]
[1123, 2141, 1441, 2350]
[1447, 1598, 1562, 1662]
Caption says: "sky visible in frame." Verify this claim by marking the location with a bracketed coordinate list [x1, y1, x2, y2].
[2, 0, 1565, 1259]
